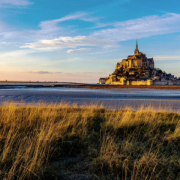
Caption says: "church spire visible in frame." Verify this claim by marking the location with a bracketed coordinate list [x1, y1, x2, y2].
[134, 40, 139, 55]
[135, 40, 138, 51]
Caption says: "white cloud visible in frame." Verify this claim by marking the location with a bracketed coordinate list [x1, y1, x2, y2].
[0, 42, 8, 45]
[23, 71, 62, 74]
[0, 50, 36, 57]
[39, 12, 99, 34]
[154, 56, 180, 61]
[0, 0, 33, 7]
[19, 12, 180, 52]
[92, 13, 180, 41]
[67, 48, 92, 53]
[2, 12, 180, 56]
[39, 13, 86, 34]
[21, 36, 115, 50]
[39, 12, 97, 29]
[23, 71, 103, 76]
[0, 12, 100, 45]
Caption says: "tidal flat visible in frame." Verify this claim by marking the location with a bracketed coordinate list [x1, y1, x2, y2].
[0, 103, 180, 180]
[0, 86, 180, 112]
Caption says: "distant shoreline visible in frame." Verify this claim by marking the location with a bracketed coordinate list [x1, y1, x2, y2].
[0, 81, 180, 90]
[67, 84, 180, 90]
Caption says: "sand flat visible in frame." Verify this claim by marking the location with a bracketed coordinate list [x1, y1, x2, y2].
[0, 87, 179, 112]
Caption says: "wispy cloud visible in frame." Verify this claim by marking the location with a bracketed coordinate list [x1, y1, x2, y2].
[0, 12, 100, 46]
[19, 12, 180, 52]
[67, 48, 92, 53]
[22, 71, 98, 77]
[23, 71, 62, 74]
[154, 56, 180, 61]
[92, 13, 180, 41]
[2, 12, 180, 58]
[85, 22, 114, 30]
[0, 42, 8, 46]
[0, 50, 36, 57]
[21, 36, 115, 50]
[23, 70, 106, 76]
[39, 12, 99, 34]
[0, 0, 33, 8]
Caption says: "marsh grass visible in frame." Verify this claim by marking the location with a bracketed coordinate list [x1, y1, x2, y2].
[0, 102, 179, 180]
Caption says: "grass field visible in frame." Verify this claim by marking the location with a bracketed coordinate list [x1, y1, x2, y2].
[0, 103, 180, 180]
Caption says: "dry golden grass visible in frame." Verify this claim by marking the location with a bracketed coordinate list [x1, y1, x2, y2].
[0, 102, 179, 180]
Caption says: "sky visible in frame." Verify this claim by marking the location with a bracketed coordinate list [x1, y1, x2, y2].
[0, 0, 180, 83]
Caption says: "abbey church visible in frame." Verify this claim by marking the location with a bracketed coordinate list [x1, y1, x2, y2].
[99, 42, 179, 86]
[116, 42, 154, 70]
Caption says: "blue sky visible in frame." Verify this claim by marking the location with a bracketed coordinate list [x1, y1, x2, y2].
[0, 0, 180, 83]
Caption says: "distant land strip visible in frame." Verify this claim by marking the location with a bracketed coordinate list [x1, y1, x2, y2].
[67, 84, 180, 90]
[0, 81, 180, 90]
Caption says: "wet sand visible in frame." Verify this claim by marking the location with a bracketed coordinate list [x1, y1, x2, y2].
[0, 87, 179, 112]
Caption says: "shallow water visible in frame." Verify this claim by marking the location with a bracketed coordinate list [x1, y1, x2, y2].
[0, 87, 180, 112]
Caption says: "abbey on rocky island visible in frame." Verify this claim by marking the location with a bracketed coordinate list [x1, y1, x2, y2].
[99, 42, 179, 86]
[116, 42, 154, 70]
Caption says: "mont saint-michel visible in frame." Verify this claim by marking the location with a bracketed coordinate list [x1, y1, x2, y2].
[99, 42, 180, 86]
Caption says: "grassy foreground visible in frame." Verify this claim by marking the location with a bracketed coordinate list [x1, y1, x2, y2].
[0, 103, 180, 180]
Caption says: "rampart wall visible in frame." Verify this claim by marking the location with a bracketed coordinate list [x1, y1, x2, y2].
[127, 80, 152, 86]
[105, 79, 180, 86]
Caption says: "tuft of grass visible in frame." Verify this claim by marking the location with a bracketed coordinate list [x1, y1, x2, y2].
[0, 102, 180, 179]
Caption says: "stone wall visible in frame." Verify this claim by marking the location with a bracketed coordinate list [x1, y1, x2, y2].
[105, 79, 180, 86]
[111, 81, 124, 85]
[152, 80, 180, 86]
[127, 80, 152, 86]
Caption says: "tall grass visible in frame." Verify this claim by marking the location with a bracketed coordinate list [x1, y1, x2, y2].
[0, 102, 179, 180]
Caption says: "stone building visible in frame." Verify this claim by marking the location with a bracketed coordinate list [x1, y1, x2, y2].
[116, 42, 154, 70]
[100, 42, 155, 85]
[99, 41, 179, 86]
[99, 78, 106, 84]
